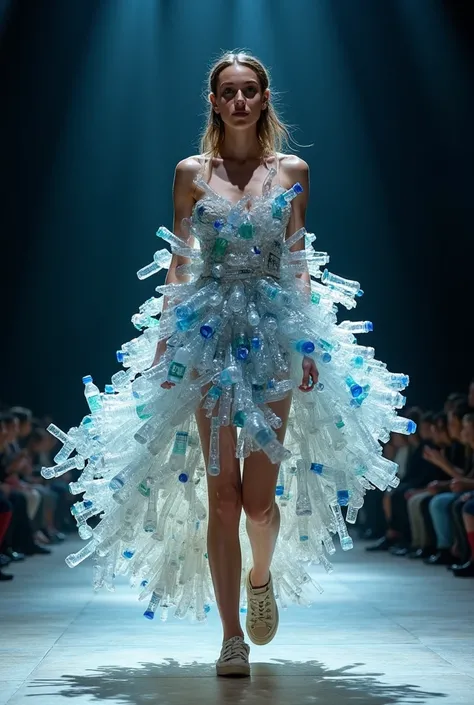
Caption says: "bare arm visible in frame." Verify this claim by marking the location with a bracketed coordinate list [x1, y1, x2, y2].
[152, 157, 199, 368]
[283, 156, 311, 296]
[282, 156, 318, 391]
[422, 446, 465, 480]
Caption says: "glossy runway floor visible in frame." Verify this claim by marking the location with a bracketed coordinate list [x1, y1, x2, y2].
[1, 536, 473, 704]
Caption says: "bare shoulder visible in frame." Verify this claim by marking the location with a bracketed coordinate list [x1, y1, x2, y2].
[175, 154, 204, 180]
[279, 153, 309, 178]
[173, 154, 206, 202]
[278, 153, 309, 199]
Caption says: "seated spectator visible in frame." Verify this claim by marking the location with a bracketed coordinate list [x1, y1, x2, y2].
[0, 491, 14, 581]
[451, 490, 474, 577]
[0, 412, 51, 557]
[423, 402, 473, 565]
[9, 406, 33, 450]
[25, 429, 67, 543]
[366, 407, 437, 553]
[404, 411, 448, 559]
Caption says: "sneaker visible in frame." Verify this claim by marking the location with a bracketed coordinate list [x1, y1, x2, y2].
[245, 570, 279, 646]
[216, 636, 250, 677]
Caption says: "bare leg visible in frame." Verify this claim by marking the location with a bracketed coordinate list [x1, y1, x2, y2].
[195, 398, 243, 642]
[242, 393, 292, 587]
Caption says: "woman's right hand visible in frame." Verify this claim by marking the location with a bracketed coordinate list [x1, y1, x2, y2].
[152, 339, 175, 390]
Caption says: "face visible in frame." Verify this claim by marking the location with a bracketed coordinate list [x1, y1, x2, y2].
[4, 419, 19, 443]
[18, 419, 32, 438]
[461, 418, 474, 448]
[447, 411, 462, 441]
[432, 421, 450, 447]
[211, 64, 269, 134]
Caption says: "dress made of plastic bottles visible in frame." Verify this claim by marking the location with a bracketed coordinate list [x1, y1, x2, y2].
[43, 155, 414, 622]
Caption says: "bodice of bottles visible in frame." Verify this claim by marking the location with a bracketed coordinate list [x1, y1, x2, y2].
[42, 163, 415, 623]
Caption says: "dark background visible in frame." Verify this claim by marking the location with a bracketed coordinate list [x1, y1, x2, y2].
[1, 0, 473, 430]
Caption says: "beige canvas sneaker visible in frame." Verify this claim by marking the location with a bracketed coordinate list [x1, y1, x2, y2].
[215, 636, 251, 677]
[245, 570, 279, 645]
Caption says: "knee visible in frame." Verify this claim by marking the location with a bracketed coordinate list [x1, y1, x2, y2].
[243, 497, 276, 527]
[429, 494, 449, 517]
[209, 484, 242, 525]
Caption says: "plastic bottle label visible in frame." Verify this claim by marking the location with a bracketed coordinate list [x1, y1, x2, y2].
[168, 361, 186, 381]
[88, 394, 102, 412]
[172, 431, 188, 455]
[264, 239, 282, 278]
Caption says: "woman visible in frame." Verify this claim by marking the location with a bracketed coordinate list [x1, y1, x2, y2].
[46, 51, 412, 677]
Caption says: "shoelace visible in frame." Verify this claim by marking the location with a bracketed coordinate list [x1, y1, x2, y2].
[249, 591, 273, 629]
[220, 637, 249, 663]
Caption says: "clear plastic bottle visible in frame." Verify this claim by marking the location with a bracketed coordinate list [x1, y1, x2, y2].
[82, 375, 103, 415]
[167, 346, 192, 384]
[244, 411, 291, 464]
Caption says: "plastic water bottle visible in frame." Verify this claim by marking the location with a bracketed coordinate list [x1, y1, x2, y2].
[256, 279, 289, 309]
[345, 375, 363, 399]
[166, 346, 192, 384]
[291, 339, 315, 355]
[272, 183, 303, 219]
[338, 320, 373, 334]
[169, 431, 188, 470]
[207, 416, 220, 476]
[244, 411, 291, 464]
[82, 376, 103, 415]
[389, 416, 417, 435]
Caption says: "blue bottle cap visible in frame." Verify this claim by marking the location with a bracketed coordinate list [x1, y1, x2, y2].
[236, 346, 249, 360]
[250, 336, 261, 349]
[82, 375, 92, 384]
[407, 420, 417, 434]
[293, 182, 304, 193]
[351, 384, 363, 398]
[200, 324, 213, 339]
[178, 473, 188, 483]
[311, 463, 323, 474]
[337, 490, 350, 506]
[143, 610, 155, 620]
[105, 384, 115, 394]
[116, 351, 125, 362]
[322, 352, 332, 363]
[366, 321, 374, 331]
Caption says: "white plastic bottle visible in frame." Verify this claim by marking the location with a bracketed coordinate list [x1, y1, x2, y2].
[166, 346, 192, 384]
[82, 375, 103, 415]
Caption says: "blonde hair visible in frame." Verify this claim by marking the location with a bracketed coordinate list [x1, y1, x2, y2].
[199, 50, 300, 159]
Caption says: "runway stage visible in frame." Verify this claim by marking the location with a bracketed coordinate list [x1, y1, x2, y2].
[1, 538, 473, 704]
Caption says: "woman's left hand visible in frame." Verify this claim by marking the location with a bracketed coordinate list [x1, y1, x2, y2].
[299, 355, 319, 392]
